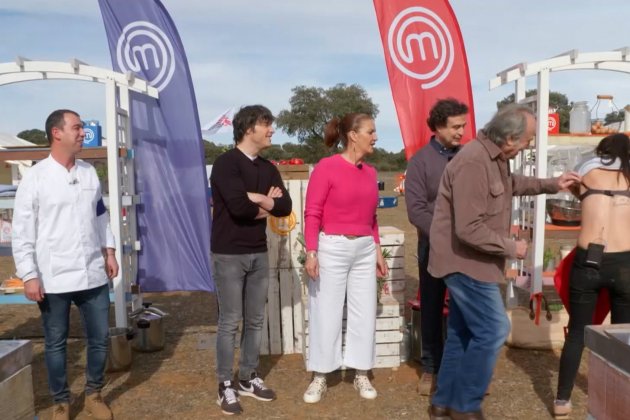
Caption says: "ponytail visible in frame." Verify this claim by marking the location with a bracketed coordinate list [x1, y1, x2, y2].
[323, 113, 373, 150]
[323, 117, 342, 148]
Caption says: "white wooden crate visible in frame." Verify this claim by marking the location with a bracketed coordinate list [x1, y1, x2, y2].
[261, 179, 307, 355]
[379, 226, 405, 246]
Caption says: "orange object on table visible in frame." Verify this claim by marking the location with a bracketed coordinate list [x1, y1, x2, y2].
[1, 277, 24, 294]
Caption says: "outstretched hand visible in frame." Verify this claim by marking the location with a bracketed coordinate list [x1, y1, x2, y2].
[557, 171, 581, 190]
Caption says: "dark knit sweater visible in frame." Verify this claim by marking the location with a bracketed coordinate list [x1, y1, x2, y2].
[405, 136, 460, 239]
[210, 148, 292, 254]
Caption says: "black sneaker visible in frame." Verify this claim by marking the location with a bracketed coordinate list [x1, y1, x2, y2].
[217, 381, 242, 415]
[238, 372, 276, 401]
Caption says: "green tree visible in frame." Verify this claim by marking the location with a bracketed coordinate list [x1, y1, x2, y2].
[364, 147, 407, 172]
[497, 90, 571, 133]
[276, 83, 379, 163]
[203, 140, 406, 171]
[203, 140, 231, 164]
[260, 144, 290, 161]
[17, 128, 48, 145]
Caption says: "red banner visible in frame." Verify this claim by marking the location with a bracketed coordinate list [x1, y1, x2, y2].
[373, 0, 476, 159]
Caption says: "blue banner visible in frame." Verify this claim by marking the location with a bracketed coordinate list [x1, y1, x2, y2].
[98, 0, 213, 292]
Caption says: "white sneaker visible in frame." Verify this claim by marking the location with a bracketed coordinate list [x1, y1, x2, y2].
[553, 399, 572, 418]
[354, 375, 377, 399]
[303, 376, 327, 403]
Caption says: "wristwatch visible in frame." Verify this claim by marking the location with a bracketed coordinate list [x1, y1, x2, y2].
[306, 251, 318, 259]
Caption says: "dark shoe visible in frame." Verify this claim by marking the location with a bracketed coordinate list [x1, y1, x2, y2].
[217, 381, 243, 415]
[428, 404, 450, 420]
[239, 372, 276, 402]
[449, 408, 485, 420]
[419, 372, 436, 396]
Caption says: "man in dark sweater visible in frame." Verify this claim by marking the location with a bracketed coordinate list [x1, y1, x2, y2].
[405, 98, 469, 396]
[210, 105, 292, 415]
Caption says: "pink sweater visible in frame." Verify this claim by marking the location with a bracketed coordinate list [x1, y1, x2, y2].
[304, 154, 380, 250]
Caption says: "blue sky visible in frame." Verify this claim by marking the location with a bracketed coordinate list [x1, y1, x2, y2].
[1, 1, 629, 152]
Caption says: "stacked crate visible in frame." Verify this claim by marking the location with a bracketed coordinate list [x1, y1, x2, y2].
[260, 179, 308, 355]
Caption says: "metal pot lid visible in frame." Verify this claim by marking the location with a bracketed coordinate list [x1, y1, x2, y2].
[136, 311, 163, 321]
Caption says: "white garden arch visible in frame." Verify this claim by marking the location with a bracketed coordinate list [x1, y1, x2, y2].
[0, 57, 159, 328]
[489, 48, 630, 301]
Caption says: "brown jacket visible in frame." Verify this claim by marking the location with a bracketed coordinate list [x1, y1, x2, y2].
[428, 134, 560, 283]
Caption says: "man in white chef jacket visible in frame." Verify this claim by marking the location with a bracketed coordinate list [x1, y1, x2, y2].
[12, 109, 119, 420]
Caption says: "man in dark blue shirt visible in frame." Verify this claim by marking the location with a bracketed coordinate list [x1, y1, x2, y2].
[210, 105, 292, 415]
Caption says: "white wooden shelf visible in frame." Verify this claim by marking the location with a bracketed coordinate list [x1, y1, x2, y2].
[547, 134, 608, 146]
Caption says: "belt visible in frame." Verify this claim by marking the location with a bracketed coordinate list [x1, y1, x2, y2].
[343, 235, 360, 240]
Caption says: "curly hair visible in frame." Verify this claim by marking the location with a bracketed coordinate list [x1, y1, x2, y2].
[426, 98, 469, 131]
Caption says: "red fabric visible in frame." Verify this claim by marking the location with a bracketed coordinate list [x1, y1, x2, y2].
[553, 247, 610, 324]
[373, 0, 476, 159]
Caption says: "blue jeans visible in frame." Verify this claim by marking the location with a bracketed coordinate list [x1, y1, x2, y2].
[432, 273, 510, 412]
[212, 252, 269, 383]
[38, 284, 110, 403]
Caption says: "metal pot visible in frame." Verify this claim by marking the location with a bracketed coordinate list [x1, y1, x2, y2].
[546, 199, 581, 226]
[130, 302, 168, 352]
[106, 327, 134, 372]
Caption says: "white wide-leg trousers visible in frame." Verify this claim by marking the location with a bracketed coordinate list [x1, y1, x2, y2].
[307, 233, 377, 373]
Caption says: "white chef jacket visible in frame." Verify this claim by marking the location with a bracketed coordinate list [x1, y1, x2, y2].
[12, 156, 116, 293]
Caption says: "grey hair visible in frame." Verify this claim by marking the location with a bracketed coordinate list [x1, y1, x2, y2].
[483, 104, 535, 146]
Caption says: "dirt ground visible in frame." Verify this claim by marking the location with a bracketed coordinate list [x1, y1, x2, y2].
[0, 172, 589, 419]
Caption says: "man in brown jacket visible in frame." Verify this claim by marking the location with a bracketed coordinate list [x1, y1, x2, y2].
[426, 105, 580, 420]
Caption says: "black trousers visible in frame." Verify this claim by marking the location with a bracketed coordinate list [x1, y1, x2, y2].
[557, 247, 630, 400]
[418, 238, 447, 374]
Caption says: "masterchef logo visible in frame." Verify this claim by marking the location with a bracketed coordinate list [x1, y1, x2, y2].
[84, 128, 95, 144]
[116, 21, 176, 92]
[548, 113, 560, 134]
[387, 6, 455, 89]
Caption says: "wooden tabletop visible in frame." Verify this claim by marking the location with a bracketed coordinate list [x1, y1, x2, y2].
[0, 146, 107, 161]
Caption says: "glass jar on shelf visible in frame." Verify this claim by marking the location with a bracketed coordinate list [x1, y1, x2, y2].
[569, 101, 591, 134]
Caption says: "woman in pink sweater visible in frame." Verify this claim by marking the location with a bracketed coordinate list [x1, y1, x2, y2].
[302, 113, 389, 404]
